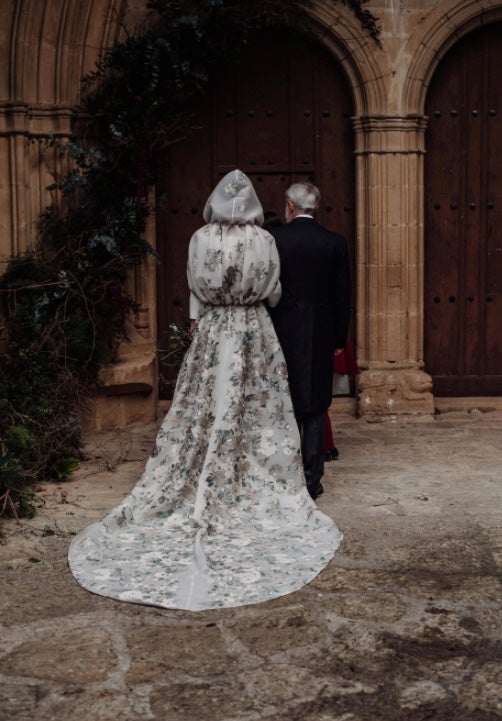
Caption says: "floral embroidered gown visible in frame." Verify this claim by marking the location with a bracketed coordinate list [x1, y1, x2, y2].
[68, 170, 343, 611]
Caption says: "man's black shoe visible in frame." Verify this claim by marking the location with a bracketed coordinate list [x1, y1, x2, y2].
[307, 483, 324, 500]
[325, 448, 339, 462]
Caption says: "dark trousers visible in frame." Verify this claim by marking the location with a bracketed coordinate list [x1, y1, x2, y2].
[294, 410, 325, 493]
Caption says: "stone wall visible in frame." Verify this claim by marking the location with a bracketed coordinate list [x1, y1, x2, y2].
[1, 0, 501, 424]
[0, 0, 158, 431]
[310, 0, 502, 416]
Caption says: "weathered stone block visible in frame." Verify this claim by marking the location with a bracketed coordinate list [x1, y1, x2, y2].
[97, 353, 156, 395]
[357, 367, 434, 416]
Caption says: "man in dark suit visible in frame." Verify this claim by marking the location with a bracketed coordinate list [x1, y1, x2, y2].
[268, 181, 351, 500]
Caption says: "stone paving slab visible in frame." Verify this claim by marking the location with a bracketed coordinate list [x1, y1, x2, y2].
[1, 408, 501, 721]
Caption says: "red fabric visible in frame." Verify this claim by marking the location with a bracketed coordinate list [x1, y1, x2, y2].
[333, 340, 360, 376]
[326, 342, 359, 452]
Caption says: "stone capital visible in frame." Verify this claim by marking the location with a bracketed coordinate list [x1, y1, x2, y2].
[0, 102, 75, 136]
[353, 114, 428, 155]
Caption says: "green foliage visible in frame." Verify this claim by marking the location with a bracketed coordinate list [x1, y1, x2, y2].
[0, 142, 144, 517]
[80, 0, 380, 164]
[0, 0, 379, 517]
[340, 0, 382, 44]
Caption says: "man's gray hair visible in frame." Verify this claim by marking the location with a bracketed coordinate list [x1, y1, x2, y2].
[285, 182, 321, 213]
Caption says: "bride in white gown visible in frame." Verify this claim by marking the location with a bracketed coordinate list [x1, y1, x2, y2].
[68, 170, 343, 611]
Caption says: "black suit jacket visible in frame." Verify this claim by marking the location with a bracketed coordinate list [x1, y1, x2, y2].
[269, 217, 351, 413]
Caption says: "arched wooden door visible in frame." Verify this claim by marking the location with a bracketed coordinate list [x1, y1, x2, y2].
[156, 31, 355, 396]
[424, 23, 502, 396]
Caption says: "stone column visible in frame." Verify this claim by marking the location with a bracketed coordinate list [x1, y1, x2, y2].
[0, 103, 74, 258]
[353, 115, 434, 416]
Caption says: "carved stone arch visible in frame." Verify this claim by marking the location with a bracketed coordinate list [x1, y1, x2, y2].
[155, 19, 364, 398]
[422, 18, 502, 395]
[0, 1, 159, 430]
[306, 4, 388, 116]
[0, 0, 131, 259]
[303, 8, 436, 418]
[404, 0, 502, 115]
[6, 0, 127, 105]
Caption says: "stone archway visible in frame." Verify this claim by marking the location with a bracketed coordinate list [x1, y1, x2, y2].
[0, 0, 128, 257]
[155, 28, 358, 397]
[348, 0, 502, 416]
[0, 0, 159, 431]
[401, 0, 502, 400]
[424, 22, 502, 395]
[2, 0, 389, 426]
[403, 0, 502, 116]
[8, 2, 482, 422]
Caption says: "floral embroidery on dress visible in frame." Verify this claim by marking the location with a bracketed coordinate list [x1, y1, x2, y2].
[224, 170, 247, 196]
[68, 172, 342, 611]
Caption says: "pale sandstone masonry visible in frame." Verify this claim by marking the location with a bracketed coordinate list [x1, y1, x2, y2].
[1, 0, 501, 426]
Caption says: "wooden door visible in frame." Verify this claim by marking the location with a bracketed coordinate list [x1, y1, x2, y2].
[156, 30, 355, 396]
[424, 23, 502, 396]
